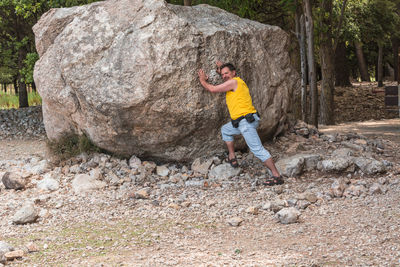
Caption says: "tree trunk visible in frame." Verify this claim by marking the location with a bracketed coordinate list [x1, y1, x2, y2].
[295, 1, 308, 122]
[303, 0, 318, 127]
[184, 0, 191, 6]
[13, 79, 18, 95]
[378, 43, 383, 87]
[392, 38, 399, 81]
[18, 81, 28, 108]
[355, 41, 370, 81]
[319, 0, 335, 125]
[335, 41, 351, 86]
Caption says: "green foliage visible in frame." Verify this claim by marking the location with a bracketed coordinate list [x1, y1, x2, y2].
[46, 133, 101, 160]
[20, 52, 39, 84]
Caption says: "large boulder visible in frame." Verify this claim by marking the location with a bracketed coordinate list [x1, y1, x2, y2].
[33, 0, 299, 161]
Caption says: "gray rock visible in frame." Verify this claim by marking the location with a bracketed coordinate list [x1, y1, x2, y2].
[27, 160, 48, 175]
[296, 200, 311, 210]
[341, 141, 363, 151]
[33, 0, 299, 161]
[301, 154, 322, 171]
[0, 241, 13, 254]
[37, 177, 59, 191]
[2, 172, 26, 190]
[208, 164, 241, 180]
[353, 157, 386, 175]
[185, 180, 207, 187]
[227, 217, 244, 227]
[191, 157, 213, 175]
[263, 199, 286, 213]
[343, 184, 366, 197]
[276, 155, 305, 177]
[128, 155, 142, 170]
[156, 165, 170, 177]
[329, 179, 348, 198]
[276, 207, 301, 224]
[12, 202, 39, 225]
[317, 156, 353, 172]
[331, 148, 354, 157]
[72, 174, 107, 194]
[369, 183, 383, 195]
[134, 188, 151, 199]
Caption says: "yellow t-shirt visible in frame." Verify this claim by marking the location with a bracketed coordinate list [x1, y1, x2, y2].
[226, 77, 257, 120]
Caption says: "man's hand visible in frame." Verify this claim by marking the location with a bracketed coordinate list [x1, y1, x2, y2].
[216, 61, 223, 74]
[198, 69, 208, 82]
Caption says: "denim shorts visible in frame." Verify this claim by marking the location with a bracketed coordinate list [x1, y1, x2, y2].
[221, 114, 271, 162]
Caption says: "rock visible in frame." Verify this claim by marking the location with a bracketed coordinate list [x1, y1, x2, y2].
[369, 183, 383, 195]
[0, 242, 13, 254]
[156, 165, 169, 177]
[168, 203, 180, 210]
[12, 202, 39, 225]
[245, 206, 259, 215]
[343, 184, 366, 197]
[134, 188, 151, 199]
[329, 179, 348, 198]
[208, 164, 241, 180]
[353, 157, 386, 175]
[25, 242, 39, 253]
[331, 148, 353, 157]
[296, 200, 311, 210]
[276, 155, 305, 177]
[341, 141, 363, 151]
[322, 134, 337, 142]
[263, 199, 286, 213]
[227, 217, 244, 227]
[128, 155, 142, 170]
[37, 177, 59, 191]
[301, 154, 322, 171]
[33, 0, 299, 162]
[2, 172, 26, 190]
[276, 207, 301, 224]
[4, 250, 24, 260]
[317, 157, 353, 172]
[191, 157, 213, 175]
[27, 160, 48, 175]
[71, 174, 107, 194]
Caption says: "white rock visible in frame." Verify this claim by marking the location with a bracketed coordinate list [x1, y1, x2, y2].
[37, 177, 59, 191]
[276, 207, 301, 224]
[12, 202, 39, 225]
[72, 174, 107, 194]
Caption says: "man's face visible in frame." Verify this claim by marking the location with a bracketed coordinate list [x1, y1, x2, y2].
[221, 67, 236, 82]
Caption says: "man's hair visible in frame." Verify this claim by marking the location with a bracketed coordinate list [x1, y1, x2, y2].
[220, 63, 236, 72]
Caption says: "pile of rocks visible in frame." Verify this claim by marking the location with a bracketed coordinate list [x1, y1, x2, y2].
[0, 106, 45, 140]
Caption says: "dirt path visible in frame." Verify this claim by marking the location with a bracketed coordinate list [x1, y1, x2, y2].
[320, 118, 400, 143]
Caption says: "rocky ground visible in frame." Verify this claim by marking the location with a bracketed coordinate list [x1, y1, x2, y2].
[1, 83, 400, 266]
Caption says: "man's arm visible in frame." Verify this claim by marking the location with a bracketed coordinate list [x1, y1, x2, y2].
[198, 69, 237, 93]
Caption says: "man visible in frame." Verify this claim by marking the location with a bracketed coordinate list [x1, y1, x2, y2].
[198, 62, 283, 186]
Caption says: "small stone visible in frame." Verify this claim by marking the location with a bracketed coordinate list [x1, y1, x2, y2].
[304, 192, 318, 203]
[168, 203, 180, 210]
[296, 200, 311, 210]
[227, 217, 244, 227]
[245, 206, 259, 215]
[0, 241, 13, 254]
[12, 202, 39, 225]
[128, 155, 142, 170]
[2, 172, 26, 190]
[369, 183, 383, 195]
[26, 242, 39, 253]
[276, 207, 301, 224]
[181, 201, 191, 207]
[37, 177, 59, 191]
[206, 200, 217, 207]
[156, 165, 170, 177]
[134, 188, 151, 199]
[4, 250, 24, 260]
[191, 157, 213, 175]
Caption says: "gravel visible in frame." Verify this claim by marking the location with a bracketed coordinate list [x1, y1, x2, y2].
[0, 106, 400, 265]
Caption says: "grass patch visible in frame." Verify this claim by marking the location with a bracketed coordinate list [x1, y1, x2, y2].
[0, 91, 42, 109]
[6, 219, 166, 266]
[46, 134, 102, 161]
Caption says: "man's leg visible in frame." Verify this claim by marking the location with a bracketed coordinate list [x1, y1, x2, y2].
[263, 158, 280, 177]
[239, 120, 281, 177]
[221, 122, 241, 161]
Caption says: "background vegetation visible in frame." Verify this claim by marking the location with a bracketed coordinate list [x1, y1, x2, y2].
[1, 0, 400, 124]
